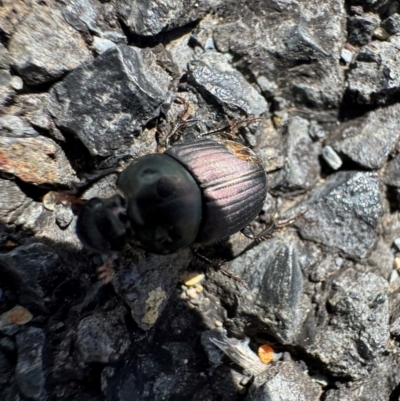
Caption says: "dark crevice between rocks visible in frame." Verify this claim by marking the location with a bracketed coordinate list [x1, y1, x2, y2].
[12, 179, 50, 202]
[118, 18, 200, 48]
[319, 153, 375, 179]
[8, 66, 72, 96]
[53, 127, 95, 179]
[385, 185, 400, 213]
[339, 87, 400, 121]
[390, 380, 400, 400]
[0, 29, 9, 47]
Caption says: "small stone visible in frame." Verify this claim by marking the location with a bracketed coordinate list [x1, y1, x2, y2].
[394, 238, 400, 251]
[0, 305, 33, 328]
[348, 13, 380, 46]
[258, 344, 274, 364]
[182, 272, 205, 287]
[395, 257, 400, 271]
[214, 320, 223, 328]
[322, 146, 343, 170]
[10, 76, 23, 90]
[382, 14, 400, 35]
[42, 191, 56, 211]
[92, 36, 116, 54]
[186, 287, 198, 299]
[341, 48, 354, 64]
[374, 27, 390, 40]
[195, 284, 204, 293]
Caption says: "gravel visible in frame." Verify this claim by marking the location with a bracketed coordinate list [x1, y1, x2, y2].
[0, 1, 400, 400]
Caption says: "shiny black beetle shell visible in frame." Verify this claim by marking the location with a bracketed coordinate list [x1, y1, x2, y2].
[76, 138, 267, 255]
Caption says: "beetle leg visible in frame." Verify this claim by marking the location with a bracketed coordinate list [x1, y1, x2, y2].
[241, 208, 308, 241]
[163, 96, 198, 147]
[200, 117, 261, 139]
[191, 248, 248, 288]
[67, 166, 120, 197]
[97, 255, 115, 284]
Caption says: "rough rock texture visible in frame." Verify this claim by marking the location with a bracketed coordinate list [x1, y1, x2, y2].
[50, 45, 170, 157]
[213, 0, 345, 109]
[246, 360, 322, 401]
[329, 104, 400, 169]
[294, 172, 381, 258]
[8, 3, 92, 85]
[307, 269, 389, 379]
[347, 35, 400, 104]
[187, 53, 268, 116]
[1, 1, 400, 400]
[112, 249, 192, 330]
[0, 134, 76, 185]
[117, 0, 211, 36]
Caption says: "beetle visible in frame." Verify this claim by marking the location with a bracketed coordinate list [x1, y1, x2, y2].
[75, 136, 268, 256]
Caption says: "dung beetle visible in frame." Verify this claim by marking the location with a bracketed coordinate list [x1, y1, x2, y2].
[75, 137, 267, 255]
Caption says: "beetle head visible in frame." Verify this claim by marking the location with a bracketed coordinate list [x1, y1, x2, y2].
[75, 194, 129, 253]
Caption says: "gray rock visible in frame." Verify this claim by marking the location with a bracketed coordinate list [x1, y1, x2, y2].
[15, 327, 46, 400]
[341, 48, 354, 64]
[0, 349, 11, 385]
[77, 311, 130, 364]
[62, 0, 125, 43]
[92, 37, 117, 54]
[8, 4, 91, 85]
[117, 0, 211, 36]
[0, 243, 68, 304]
[310, 254, 343, 283]
[112, 249, 192, 330]
[187, 53, 267, 116]
[118, 0, 185, 36]
[0, 134, 76, 185]
[330, 103, 400, 169]
[166, 31, 195, 75]
[246, 360, 321, 401]
[0, 179, 33, 225]
[308, 269, 389, 379]
[294, 171, 381, 258]
[270, 116, 321, 191]
[212, 0, 345, 109]
[0, 70, 16, 106]
[0, 43, 11, 69]
[347, 36, 400, 104]
[0, 115, 37, 137]
[322, 145, 343, 170]
[383, 153, 400, 186]
[11, 94, 53, 134]
[54, 204, 74, 229]
[224, 236, 307, 343]
[324, 387, 357, 401]
[382, 13, 400, 35]
[49, 45, 170, 157]
[348, 13, 381, 46]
